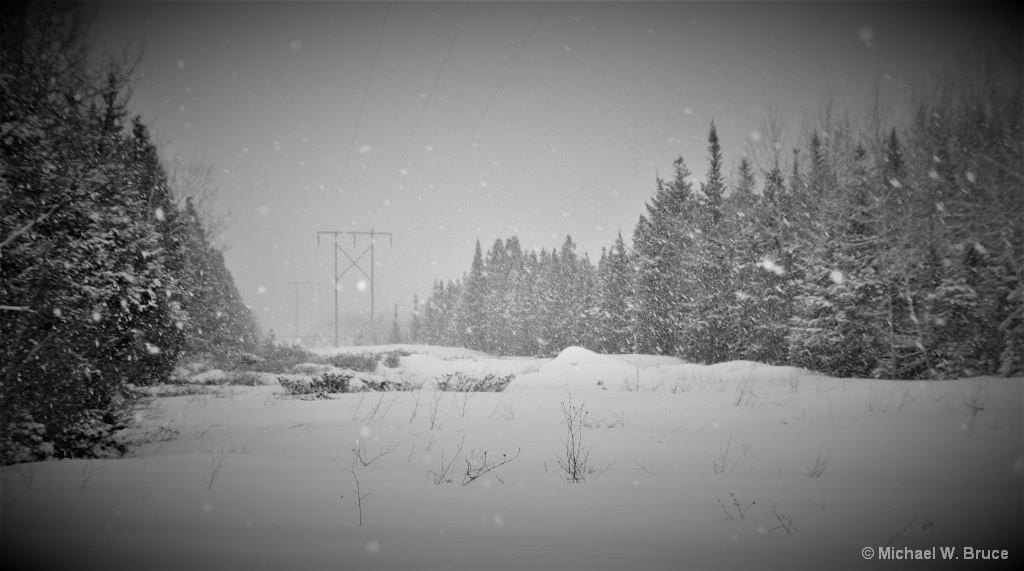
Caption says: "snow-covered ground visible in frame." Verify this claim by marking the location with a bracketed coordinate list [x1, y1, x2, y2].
[2, 346, 1021, 569]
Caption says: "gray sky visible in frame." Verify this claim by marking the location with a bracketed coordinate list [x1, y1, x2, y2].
[90, 1, 1015, 342]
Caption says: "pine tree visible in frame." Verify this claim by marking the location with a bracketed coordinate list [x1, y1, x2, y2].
[632, 158, 697, 355]
[1, 0, 185, 461]
[685, 122, 736, 363]
[409, 294, 422, 343]
[455, 241, 487, 350]
[787, 143, 887, 377]
[596, 232, 634, 353]
[701, 121, 726, 225]
[388, 304, 403, 344]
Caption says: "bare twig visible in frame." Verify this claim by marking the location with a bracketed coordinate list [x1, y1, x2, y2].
[350, 462, 370, 526]
[769, 504, 798, 535]
[353, 439, 400, 468]
[428, 435, 465, 485]
[462, 448, 521, 486]
[204, 450, 230, 490]
[631, 456, 655, 476]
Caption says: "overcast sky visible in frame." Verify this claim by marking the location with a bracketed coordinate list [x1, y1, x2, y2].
[89, 1, 1015, 343]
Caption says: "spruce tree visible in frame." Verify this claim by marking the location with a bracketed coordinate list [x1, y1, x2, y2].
[388, 304, 403, 344]
[409, 294, 422, 343]
[597, 232, 634, 353]
[632, 158, 697, 355]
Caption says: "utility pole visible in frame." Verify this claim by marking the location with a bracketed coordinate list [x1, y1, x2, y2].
[316, 229, 393, 347]
[287, 281, 319, 341]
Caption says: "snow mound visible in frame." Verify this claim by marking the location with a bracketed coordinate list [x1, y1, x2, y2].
[607, 353, 686, 368]
[513, 346, 639, 389]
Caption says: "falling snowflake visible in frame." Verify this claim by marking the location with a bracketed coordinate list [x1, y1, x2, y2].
[858, 26, 873, 48]
[758, 258, 786, 276]
[829, 270, 845, 285]
[359, 145, 371, 154]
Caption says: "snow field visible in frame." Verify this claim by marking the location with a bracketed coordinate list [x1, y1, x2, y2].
[2, 346, 1021, 569]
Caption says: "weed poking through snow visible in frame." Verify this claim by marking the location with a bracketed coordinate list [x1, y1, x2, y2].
[557, 395, 613, 483]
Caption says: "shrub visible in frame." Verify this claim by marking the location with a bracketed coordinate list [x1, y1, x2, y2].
[278, 372, 352, 399]
[435, 372, 514, 392]
[0, 412, 54, 465]
[327, 352, 380, 372]
[361, 377, 411, 392]
[249, 345, 317, 374]
[382, 351, 401, 368]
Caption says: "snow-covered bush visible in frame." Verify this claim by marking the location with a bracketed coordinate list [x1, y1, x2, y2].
[435, 372, 514, 392]
[278, 373, 351, 399]
[0, 412, 54, 465]
[382, 351, 401, 368]
[326, 352, 380, 373]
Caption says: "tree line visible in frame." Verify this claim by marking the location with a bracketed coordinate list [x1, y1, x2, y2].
[1, 1, 259, 463]
[411, 64, 1022, 380]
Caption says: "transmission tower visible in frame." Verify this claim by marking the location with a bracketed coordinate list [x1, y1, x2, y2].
[287, 281, 319, 341]
[316, 229, 393, 347]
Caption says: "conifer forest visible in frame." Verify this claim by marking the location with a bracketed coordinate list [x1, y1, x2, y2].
[414, 88, 1022, 381]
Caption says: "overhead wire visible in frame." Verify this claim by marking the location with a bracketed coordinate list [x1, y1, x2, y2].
[400, 1, 550, 235]
[327, 1, 392, 221]
[368, 2, 471, 225]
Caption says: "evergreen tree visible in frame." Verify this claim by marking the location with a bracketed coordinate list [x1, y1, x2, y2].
[700, 121, 726, 225]
[388, 304, 403, 344]
[454, 241, 486, 350]
[409, 294, 422, 343]
[632, 158, 697, 355]
[1, 0, 182, 462]
[596, 232, 634, 353]
[685, 122, 736, 363]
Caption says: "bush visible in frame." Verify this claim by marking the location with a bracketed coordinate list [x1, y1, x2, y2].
[327, 352, 379, 373]
[361, 377, 411, 392]
[435, 372, 514, 392]
[0, 405, 131, 466]
[248, 345, 317, 374]
[382, 351, 401, 368]
[0, 412, 54, 465]
[278, 372, 352, 399]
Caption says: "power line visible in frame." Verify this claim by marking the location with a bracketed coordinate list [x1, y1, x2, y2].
[369, 2, 471, 225]
[401, 1, 549, 235]
[328, 2, 392, 220]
